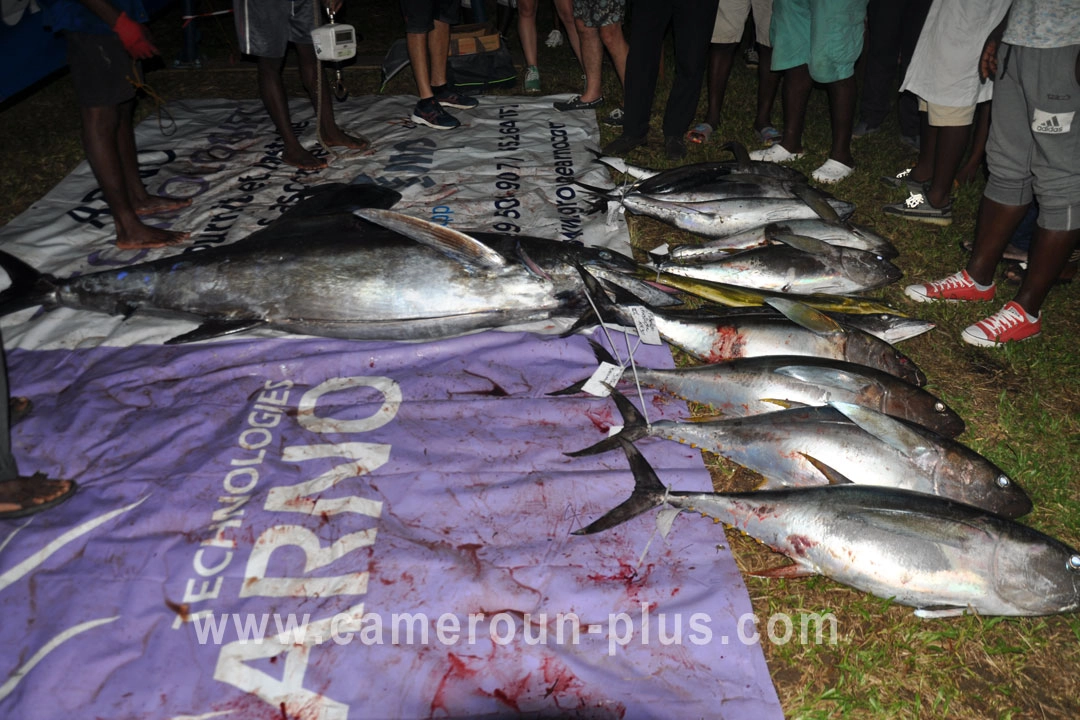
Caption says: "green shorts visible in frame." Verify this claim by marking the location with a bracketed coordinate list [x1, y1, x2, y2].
[769, 0, 868, 83]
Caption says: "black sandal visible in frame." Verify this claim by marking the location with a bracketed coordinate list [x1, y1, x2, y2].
[0, 474, 77, 519]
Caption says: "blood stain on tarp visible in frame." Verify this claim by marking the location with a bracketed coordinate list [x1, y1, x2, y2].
[164, 598, 190, 622]
[583, 406, 615, 433]
[429, 652, 480, 717]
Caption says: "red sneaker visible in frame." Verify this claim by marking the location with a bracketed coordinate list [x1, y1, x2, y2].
[962, 301, 1041, 347]
[904, 269, 995, 303]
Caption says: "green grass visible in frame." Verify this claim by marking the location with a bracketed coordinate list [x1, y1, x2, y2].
[2, 2, 1079, 717]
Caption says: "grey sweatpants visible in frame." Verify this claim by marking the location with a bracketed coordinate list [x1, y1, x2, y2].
[984, 43, 1080, 231]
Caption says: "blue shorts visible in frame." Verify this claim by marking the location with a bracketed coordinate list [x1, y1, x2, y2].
[769, 0, 867, 83]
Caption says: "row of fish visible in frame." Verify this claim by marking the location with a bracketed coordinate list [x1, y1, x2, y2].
[564, 152, 1079, 617]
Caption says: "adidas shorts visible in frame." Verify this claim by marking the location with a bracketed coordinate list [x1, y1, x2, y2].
[984, 43, 1080, 231]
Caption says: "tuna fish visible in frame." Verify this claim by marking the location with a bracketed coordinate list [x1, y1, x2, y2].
[569, 393, 1031, 518]
[575, 438, 1078, 618]
[655, 233, 903, 295]
[663, 219, 899, 261]
[554, 340, 963, 436]
[0, 184, 640, 344]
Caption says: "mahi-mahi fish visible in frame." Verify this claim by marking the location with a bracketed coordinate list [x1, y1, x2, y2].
[574, 438, 1079, 618]
[0, 184, 642, 344]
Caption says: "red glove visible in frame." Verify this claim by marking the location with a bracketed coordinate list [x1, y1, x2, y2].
[112, 12, 158, 60]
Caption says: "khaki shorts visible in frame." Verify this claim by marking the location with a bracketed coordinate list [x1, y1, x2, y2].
[918, 98, 976, 127]
[711, 0, 772, 46]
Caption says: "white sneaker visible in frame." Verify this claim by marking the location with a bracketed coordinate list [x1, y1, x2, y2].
[748, 144, 805, 163]
[812, 158, 855, 184]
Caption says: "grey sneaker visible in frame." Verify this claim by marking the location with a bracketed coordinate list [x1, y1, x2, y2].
[883, 191, 953, 226]
[411, 98, 460, 130]
[881, 167, 926, 195]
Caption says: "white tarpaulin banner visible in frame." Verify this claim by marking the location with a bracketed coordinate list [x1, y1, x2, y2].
[0, 96, 783, 719]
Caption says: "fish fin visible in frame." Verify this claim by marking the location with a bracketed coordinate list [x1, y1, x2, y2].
[164, 319, 266, 345]
[353, 209, 506, 270]
[799, 454, 855, 485]
[773, 366, 874, 395]
[749, 562, 816, 579]
[719, 140, 751, 169]
[828, 401, 931, 459]
[573, 436, 668, 535]
[547, 379, 589, 396]
[764, 297, 844, 334]
[914, 606, 972, 619]
[760, 398, 802, 410]
[587, 338, 618, 366]
[790, 184, 841, 222]
[765, 231, 837, 257]
[0, 249, 59, 315]
[565, 388, 648, 457]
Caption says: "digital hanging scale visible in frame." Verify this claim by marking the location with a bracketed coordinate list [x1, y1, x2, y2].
[311, 11, 357, 61]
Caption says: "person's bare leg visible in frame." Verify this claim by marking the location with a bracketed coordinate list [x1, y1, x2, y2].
[598, 22, 629, 87]
[576, 21, 604, 102]
[554, 0, 583, 66]
[1012, 227, 1080, 315]
[81, 104, 188, 249]
[428, 20, 451, 88]
[778, 64, 811, 154]
[908, 112, 935, 182]
[966, 197, 1031, 286]
[825, 74, 856, 167]
[295, 43, 369, 150]
[116, 99, 191, 216]
[518, 0, 539, 68]
[956, 102, 991, 185]
[753, 45, 781, 132]
[407, 32, 434, 98]
[704, 42, 738, 128]
[925, 124, 970, 208]
[256, 54, 326, 170]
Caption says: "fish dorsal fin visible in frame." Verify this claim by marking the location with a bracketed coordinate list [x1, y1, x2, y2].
[799, 454, 855, 485]
[774, 365, 873, 395]
[765, 229, 837, 257]
[764, 297, 844, 335]
[354, 209, 506, 270]
[164, 318, 266, 345]
[828, 401, 931, 458]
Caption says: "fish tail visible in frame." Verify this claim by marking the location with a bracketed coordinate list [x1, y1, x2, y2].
[573, 436, 667, 535]
[565, 388, 648, 456]
[547, 339, 620, 396]
[0, 250, 58, 315]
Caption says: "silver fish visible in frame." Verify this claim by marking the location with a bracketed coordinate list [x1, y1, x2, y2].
[618, 194, 855, 238]
[664, 219, 899, 260]
[569, 394, 1031, 518]
[0, 184, 640, 344]
[683, 304, 935, 345]
[554, 340, 963, 436]
[656, 233, 902, 295]
[575, 438, 1079, 618]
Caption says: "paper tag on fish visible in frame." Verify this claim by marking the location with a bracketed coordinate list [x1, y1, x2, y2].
[607, 424, 624, 437]
[628, 306, 662, 345]
[582, 362, 624, 397]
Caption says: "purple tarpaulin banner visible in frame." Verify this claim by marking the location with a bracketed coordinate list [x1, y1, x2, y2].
[1, 331, 782, 718]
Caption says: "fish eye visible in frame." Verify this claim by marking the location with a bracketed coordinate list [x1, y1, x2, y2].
[598, 249, 612, 260]
[996, 474, 1010, 488]
[1068, 556, 1080, 572]
[933, 402, 946, 413]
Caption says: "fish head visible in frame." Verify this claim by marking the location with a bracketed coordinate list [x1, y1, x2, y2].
[992, 532, 1080, 615]
[881, 392, 966, 438]
[945, 448, 1033, 519]
[844, 333, 927, 387]
[846, 223, 900, 258]
[839, 252, 904, 291]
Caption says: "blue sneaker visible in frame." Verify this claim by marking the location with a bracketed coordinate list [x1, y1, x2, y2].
[433, 88, 478, 110]
[411, 98, 459, 130]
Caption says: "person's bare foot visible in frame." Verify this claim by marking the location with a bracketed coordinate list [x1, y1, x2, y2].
[321, 128, 371, 151]
[135, 195, 193, 217]
[0, 475, 76, 518]
[282, 146, 328, 170]
[116, 224, 190, 250]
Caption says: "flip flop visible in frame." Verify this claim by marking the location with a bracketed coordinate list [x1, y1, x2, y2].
[0, 475, 77, 520]
[754, 126, 781, 146]
[812, 158, 855, 184]
[686, 123, 714, 145]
